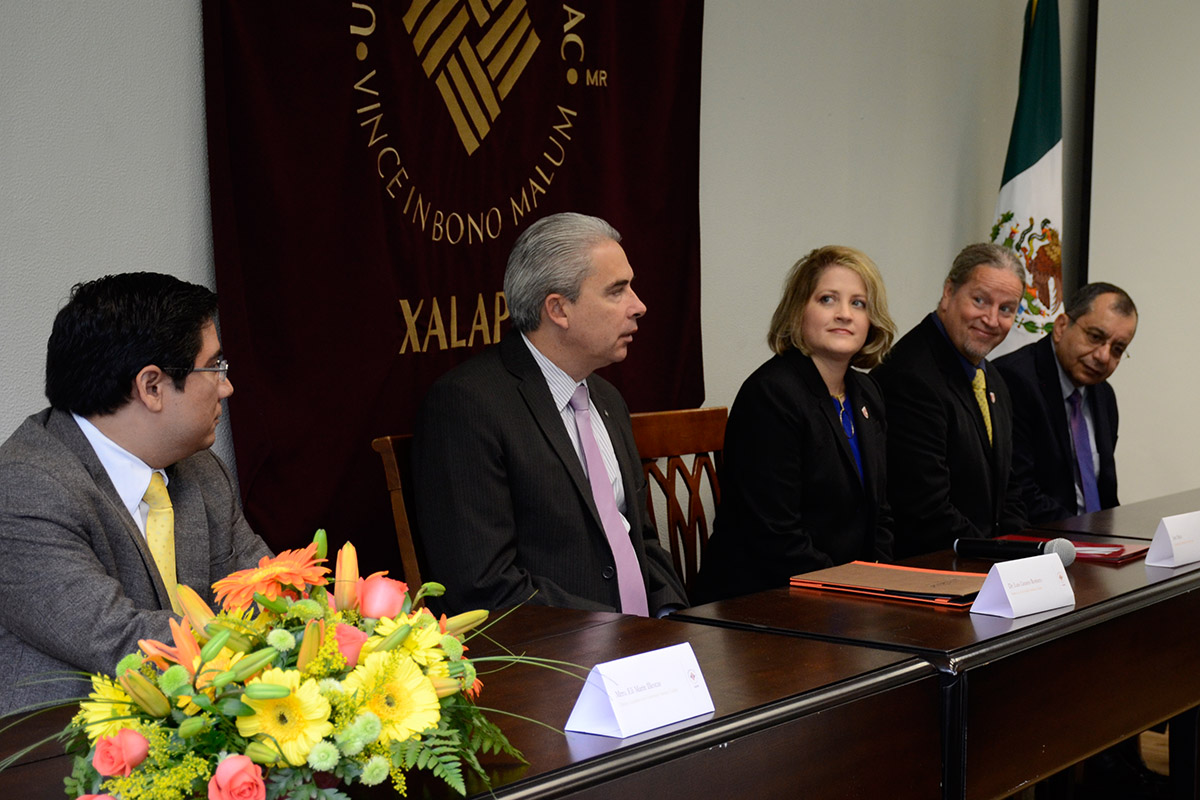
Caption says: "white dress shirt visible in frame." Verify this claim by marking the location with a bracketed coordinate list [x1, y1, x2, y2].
[73, 412, 167, 539]
[521, 334, 630, 527]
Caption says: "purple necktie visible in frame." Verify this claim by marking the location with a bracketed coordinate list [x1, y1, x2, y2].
[1068, 390, 1101, 514]
[569, 385, 649, 616]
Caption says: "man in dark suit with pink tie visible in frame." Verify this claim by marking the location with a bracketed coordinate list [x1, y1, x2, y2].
[413, 212, 686, 616]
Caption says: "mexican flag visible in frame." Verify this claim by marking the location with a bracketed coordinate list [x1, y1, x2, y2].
[990, 0, 1062, 356]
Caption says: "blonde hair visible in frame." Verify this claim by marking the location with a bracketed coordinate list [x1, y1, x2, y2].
[767, 245, 896, 369]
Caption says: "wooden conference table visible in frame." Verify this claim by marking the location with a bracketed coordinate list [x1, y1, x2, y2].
[677, 493, 1200, 800]
[0, 605, 942, 799]
[1033, 487, 1200, 541]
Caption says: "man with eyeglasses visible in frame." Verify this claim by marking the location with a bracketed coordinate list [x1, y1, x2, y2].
[0, 273, 271, 712]
[995, 283, 1138, 523]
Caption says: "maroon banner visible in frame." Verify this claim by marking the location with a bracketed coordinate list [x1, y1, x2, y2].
[202, 1, 705, 570]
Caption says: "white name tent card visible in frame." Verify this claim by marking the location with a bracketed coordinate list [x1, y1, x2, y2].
[969, 553, 1075, 619]
[564, 642, 714, 739]
[1145, 510, 1200, 568]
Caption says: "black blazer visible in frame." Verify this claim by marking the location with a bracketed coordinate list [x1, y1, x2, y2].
[872, 315, 1026, 557]
[993, 335, 1119, 523]
[692, 350, 893, 603]
[412, 334, 687, 615]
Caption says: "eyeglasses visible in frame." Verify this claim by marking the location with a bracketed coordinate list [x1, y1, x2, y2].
[1079, 327, 1129, 360]
[185, 358, 230, 382]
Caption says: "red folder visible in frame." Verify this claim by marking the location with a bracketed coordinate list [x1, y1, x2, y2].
[998, 534, 1149, 564]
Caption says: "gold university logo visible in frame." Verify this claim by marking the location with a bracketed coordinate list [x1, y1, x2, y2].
[403, 0, 541, 155]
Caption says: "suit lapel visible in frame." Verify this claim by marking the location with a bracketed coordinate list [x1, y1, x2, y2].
[847, 375, 882, 495]
[796, 355, 862, 484]
[1034, 336, 1074, 464]
[590, 380, 641, 527]
[946, 358, 994, 455]
[48, 409, 175, 610]
[1089, 387, 1116, 468]
[167, 463, 207, 592]
[503, 336, 605, 532]
[922, 319, 993, 455]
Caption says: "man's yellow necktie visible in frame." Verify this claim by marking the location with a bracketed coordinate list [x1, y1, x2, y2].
[971, 368, 993, 445]
[143, 472, 182, 614]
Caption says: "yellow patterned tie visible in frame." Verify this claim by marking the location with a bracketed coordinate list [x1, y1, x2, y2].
[143, 472, 182, 614]
[971, 368, 993, 445]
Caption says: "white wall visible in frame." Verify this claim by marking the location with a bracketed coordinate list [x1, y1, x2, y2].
[0, 3, 235, 463]
[700, 1, 1026, 409]
[3, 2, 1109, 500]
[1088, 0, 1200, 501]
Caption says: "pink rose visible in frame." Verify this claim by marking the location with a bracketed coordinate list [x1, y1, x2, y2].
[92, 728, 149, 777]
[334, 622, 369, 666]
[357, 572, 408, 619]
[78, 795, 118, 800]
[208, 754, 265, 800]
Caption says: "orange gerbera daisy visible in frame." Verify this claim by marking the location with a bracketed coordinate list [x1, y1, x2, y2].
[213, 542, 329, 612]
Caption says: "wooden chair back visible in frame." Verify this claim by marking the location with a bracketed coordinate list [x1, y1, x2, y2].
[370, 434, 424, 589]
[629, 407, 727, 597]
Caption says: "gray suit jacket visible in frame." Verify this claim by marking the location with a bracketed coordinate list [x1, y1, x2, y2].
[412, 335, 687, 615]
[0, 408, 271, 712]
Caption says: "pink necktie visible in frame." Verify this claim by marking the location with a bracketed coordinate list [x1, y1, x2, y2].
[569, 385, 649, 616]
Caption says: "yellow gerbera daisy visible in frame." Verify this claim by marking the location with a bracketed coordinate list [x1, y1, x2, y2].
[343, 650, 440, 744]
[77, 674, 137, 742]
[364, 612, 445, 668]
[213, 542, 329, 612]
[236, 668, 333, 766]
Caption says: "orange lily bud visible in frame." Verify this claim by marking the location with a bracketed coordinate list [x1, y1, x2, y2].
[295, 619, 325, 672]
[118, 669, 171, 717]
[176, 585, 216, 640]
[334, 542, 359, 611]
[443, 609, 488, 637]
[429, 676, 461, 699]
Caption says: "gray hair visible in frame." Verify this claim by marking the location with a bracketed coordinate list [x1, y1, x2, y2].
[1063, 282, 1137, 320]
[945, 243, 1027, 290]
[503, 212, 622, 332]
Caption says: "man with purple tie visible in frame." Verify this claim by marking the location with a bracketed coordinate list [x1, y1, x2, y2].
[994, 283, 1138, 524]
[413, 212, 686, 615]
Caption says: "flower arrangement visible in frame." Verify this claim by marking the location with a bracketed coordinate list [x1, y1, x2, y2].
[60, 531, 521, 800]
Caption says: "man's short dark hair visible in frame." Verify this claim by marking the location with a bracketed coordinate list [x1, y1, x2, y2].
[45, 273, 219, 417]
[1063, 282, 1137, 321]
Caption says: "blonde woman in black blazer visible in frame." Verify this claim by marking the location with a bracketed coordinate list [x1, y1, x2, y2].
[694, 246, 896, 604]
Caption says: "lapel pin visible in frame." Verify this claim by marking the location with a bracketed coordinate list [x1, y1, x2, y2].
[989, 391, 996, 404]
[861, 406, 869, 419]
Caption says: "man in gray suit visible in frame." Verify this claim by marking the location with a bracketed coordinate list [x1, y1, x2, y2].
[0, 273, 271, 712]
[413, 212, 687, 616]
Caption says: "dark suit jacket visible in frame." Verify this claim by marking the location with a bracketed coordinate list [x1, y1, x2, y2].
[0, 409, 272, 712]
[872, 315, 1027, 557]
[994, 335, 1119, 523]
[692, 351, 893, 603]
[412, 334, 687, 615]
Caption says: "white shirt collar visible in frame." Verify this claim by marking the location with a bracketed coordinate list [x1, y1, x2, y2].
[72, 412, 166, 532]
[521, 333, 587, 411]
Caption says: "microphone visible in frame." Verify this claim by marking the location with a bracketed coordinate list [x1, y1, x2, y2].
[953, 537, 1076, 567]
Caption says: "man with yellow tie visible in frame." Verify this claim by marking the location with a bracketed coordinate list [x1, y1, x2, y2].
[0, 273, 271, 712]
[873, 244, 1029, 557]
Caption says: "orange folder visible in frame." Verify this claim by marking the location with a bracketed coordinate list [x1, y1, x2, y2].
[790, 561, 989, 608]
